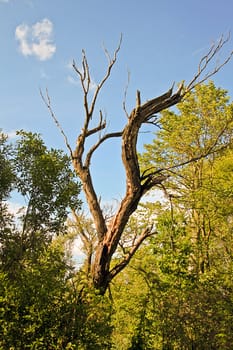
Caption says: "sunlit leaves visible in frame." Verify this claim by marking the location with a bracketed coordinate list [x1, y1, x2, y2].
[14, 130, 82, 235]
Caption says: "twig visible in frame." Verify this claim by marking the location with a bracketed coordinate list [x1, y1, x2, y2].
[40, 88, 73, 157]
[185, 33, 233, 93]
[123, 69, 130, 118]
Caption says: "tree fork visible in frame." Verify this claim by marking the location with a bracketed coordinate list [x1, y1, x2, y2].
[42, 34, 233, 295]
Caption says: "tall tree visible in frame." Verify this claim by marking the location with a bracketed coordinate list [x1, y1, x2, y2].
[42, 34, 233, 294]
[0, 131, 82, 274]
[140, 81, 233, 276]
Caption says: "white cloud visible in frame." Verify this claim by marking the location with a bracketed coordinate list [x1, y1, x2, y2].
[15, 18, 56, 61]
[0, 0, 10, 3]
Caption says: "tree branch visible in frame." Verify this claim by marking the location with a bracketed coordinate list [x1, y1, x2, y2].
[89, 35, 122, 117]
[72, 34, 122, 120]
[185, 33, 233, 93]
[123, 69, 130, 118]
[141, 121, 233, 193]
[109, 226, 154, 280]
[40, 89, 73, 157]
[86, 110, 106, 137]
[42, 33, 233, 294]
[84, 131, 122, 168]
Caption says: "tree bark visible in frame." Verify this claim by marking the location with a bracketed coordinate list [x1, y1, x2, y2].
[42, 34, 232, 295]
[90, 87, 184, 294]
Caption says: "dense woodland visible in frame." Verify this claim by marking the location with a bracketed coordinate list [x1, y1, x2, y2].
[1, 81, 233, 349]
[1, 35, 233, 349]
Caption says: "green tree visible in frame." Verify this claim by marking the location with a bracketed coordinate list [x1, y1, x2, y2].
[0, 131, 15, 201]
[140, 81, 233, 276]
[0, 235, 113, 349]
[0, 130, 114, 349]
[0, 131, 82, 275]
[111, 206, 233, 349]
[0, 131, 15, 243]
[14, 130, 81, 236]
[135, 81, 233, 349]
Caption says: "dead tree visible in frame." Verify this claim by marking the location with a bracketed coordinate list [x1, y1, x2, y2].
[42, 34, 232, 295]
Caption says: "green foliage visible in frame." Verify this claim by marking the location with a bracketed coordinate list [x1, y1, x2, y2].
[139, 81, 233, 171]
[14, 130, 82, 235]
[125, 81, 233, 349]
[0, 131, 15, 201]
[1, 82, 233, 349]
[111, 211, 233, 349]
[0, 131, 82, 275]
[0, 239, 113, 349]
[0, 129, 114, 349]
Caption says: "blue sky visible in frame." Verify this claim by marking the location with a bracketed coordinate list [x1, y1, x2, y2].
[1, 0, 233, 204]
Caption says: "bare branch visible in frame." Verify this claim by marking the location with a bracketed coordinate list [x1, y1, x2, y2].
[89, 34, 123, 117]
[140, 84, 180, 121]
[42, 33, 233, 295]
[72, 50, 92, 94]
[86, 110, 107, 137]
[123, 69, 130, 118]
[85, 131, 123, 168]
[109, 226, 154, 280]
[40, 88, 73, 157]
[72, 54, 90, 119]
[185, 33, 233, 93]
[141, 121, 232, 193]
[71, 209, 90, 244]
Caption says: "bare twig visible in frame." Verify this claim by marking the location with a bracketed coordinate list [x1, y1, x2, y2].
[123, 69, 130, 118]
[109, 225, 155, 279]
[40, 88, 73, 157]
[42, 32, 233, 295]
[89, 34, 123, 117]
[84, 131, 122, 168]
[185, 33, 233, 93]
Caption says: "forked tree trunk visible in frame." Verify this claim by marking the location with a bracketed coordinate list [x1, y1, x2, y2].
[43, 34, 232, 294]
[88, 89, 183, 294]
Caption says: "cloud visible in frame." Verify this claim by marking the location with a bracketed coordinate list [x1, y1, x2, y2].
[0, 0, 10, 3]
[15, 18, 56, 61]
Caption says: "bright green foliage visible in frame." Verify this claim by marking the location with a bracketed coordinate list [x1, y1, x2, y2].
[0, 130, 113, 349]
[14, 130, 82, 235]
[0, 131, 82, 275]
[123, 81, 233, 349]
[140, 81, 233, 170]
[111, 208, 233, 349]
[0, 237, 113, 349]
[0, 132, 15, 250]
[1, 82, 233, 349]
[139, 82, 233, 276]
[0, 131, 15, 201]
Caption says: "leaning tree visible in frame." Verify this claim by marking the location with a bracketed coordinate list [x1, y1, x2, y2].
[42, 34, 232, 295]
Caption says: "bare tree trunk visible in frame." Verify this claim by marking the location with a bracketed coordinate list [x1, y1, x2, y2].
[42, 34, 233, 295]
